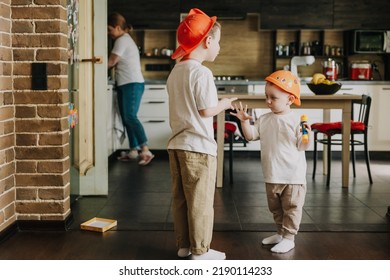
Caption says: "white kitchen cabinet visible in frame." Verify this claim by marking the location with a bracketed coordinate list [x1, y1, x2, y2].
[106, 84, 171, 154]
[367, 85, 390, 151]
[139, 85, 171, 150]
[321, 83, 390, 152]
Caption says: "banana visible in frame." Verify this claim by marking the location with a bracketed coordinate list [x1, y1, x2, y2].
[311, 73, 326, 85]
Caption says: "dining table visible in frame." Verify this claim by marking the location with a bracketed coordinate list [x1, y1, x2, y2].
[216, 93, 362, 188]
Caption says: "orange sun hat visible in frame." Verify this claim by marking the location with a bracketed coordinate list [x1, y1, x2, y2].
[265, 70, 301, 106]
[171, 8, 217, 60]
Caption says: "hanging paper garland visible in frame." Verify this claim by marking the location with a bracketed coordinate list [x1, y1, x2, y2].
[68, 103, 78, 129]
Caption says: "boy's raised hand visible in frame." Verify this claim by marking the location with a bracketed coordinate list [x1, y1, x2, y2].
[230, 102, 254, 121]
[219, 97, 238, 110]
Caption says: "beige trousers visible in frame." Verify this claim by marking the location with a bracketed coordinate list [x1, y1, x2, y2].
[265, 183, 307, 241]
[168, 149, 216, 255]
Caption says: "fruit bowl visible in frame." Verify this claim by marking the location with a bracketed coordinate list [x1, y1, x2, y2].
[307, 82, 342, 95]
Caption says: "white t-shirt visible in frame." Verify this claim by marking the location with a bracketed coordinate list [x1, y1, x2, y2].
[252, 111, 308, 184]
[166, 60, 218, 156]
[111, 33, 144, 86]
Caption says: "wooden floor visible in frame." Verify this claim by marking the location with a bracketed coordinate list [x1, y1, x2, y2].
[0, 230, 390, 260]
[1, 151, 389, 260]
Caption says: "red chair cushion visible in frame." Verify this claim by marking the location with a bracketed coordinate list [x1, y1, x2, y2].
[311, 121, 365, 136]
[213, 121, 237, 139]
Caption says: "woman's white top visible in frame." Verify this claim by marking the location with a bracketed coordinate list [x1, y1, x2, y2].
[111, 33, 144, 86]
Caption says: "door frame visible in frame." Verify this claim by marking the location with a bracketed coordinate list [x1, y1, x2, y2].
[71, 0, 108, 196]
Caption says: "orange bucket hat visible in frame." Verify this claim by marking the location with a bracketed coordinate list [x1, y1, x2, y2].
[171, 8, 217, 60]
[265, 70, 301, 106]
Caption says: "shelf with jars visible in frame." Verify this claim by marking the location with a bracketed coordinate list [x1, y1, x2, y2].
[272, 30, 347, 79]
[127, 30, 176, 79]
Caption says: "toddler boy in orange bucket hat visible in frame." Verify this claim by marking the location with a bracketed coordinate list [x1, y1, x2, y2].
[231, 70, 311, 253]
[166, 8, 237, 260]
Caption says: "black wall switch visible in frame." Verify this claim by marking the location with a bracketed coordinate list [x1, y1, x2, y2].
[31, 63, 48, 90]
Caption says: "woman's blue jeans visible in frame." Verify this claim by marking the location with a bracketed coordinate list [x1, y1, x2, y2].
[116, 83, 148, 150]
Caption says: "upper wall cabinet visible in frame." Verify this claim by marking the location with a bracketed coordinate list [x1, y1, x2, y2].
[108, 0, 180, 30]
[333, 0, 390, 29]
[180, 0, 259, 18]
[260, 0, 333, 29]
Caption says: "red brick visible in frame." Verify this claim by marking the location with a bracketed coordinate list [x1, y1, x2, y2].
[3, 92, 14, 105]
[12, 0, 33, 5]
[0, 106, 13, 119]
[34, 0, 67, 6]
[16, 133, 38, 146]
[39, 132, 68, 145]
[38, 187, 67, 200]
[15, 201, 68, 215]
[15, 146, 69, 160]
[0, 176, 14, 194]
[47, 63, 67, 75]
[0, 62, 12, 75]
[35, 20, 67, 33]
[37, 105, 68, 118]
[14, 91, 69, 105]
[16, 187, 37, 200]
[0, 47, 12, 60]
[15, 172, 69, 187]
[0, 17, 11, 33]
[12, 7, 67, 20]
[38, 159, 69, 173]
[15, 105, 36, 118]
[13, 49, 34, 61]
[16, 161, 37, 173]
[12, 34, 68, 48]
[0, 188, 15, 208]
[4, 204, 15, 220]
[15, 119, 68, 133]
[0, 77, 12, 91]
[5, 148, 15, 164]
[0, 162, 15, 180]
[0, 135, 14, 150]
[13, 63, 31, 75]
[36, 49, 67, 61]
[3, 120, 15, 134]
[12, 21, 33, 33]
[0, 6, 11, 22]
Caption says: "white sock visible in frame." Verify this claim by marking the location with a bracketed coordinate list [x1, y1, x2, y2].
[191, 249, 226, 260]
[262, 234, 283, 245]
[177, 248, 191, 258]
[270, 239, 295, 253]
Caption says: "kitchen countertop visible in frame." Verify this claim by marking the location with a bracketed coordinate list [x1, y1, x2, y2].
[144, 79, 390, 85]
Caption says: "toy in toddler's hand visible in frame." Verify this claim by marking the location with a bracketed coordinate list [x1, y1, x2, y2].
[300, 114, 309, 144]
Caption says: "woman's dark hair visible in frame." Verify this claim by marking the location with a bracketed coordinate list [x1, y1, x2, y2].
[108, 12, 132, 32]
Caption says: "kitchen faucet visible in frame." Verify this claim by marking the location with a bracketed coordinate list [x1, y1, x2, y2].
[290, 55, 315, 78]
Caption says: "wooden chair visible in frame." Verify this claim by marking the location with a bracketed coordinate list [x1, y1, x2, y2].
[311, 94, 373, 186]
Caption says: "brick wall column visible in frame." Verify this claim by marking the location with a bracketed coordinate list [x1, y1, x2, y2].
[0, 0, 16, 232]
[12, 0, 71, 222]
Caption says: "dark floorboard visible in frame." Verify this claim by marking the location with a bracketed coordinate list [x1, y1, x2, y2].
[1, 151, 390, 260]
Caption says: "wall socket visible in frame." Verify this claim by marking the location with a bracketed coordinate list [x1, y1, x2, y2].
[31, 63, 48, 90]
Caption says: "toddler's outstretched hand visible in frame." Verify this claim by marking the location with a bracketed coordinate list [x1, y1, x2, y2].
[230, 102, 253, 122]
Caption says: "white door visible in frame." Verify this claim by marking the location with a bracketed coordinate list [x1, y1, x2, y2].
[69, 0, 108, 196]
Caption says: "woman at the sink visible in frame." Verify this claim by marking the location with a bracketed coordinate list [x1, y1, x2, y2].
[107, 12, 154, 165]
[231, 70, 311, 254]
